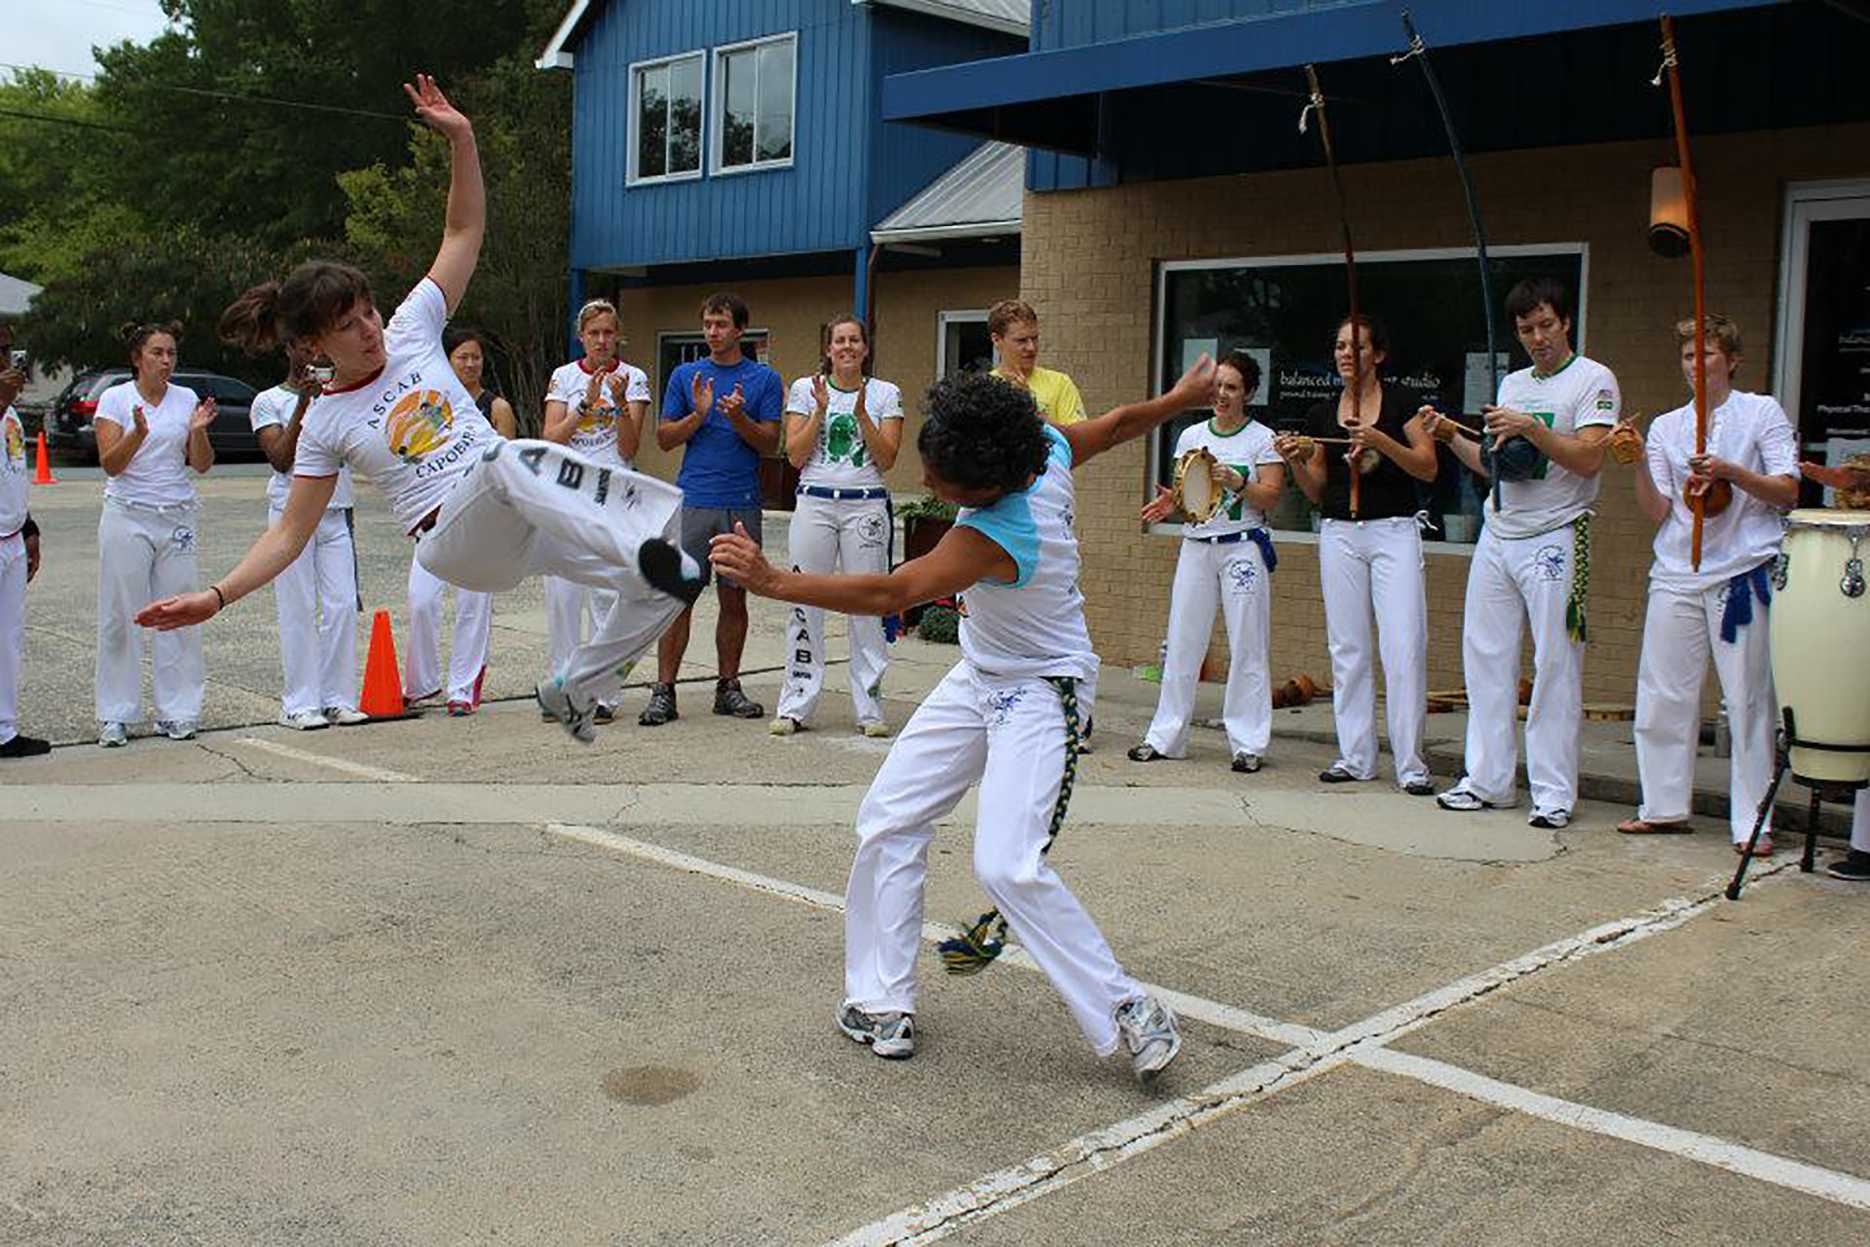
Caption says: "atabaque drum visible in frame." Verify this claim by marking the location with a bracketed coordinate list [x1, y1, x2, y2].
[1770, 508, 1870, 784]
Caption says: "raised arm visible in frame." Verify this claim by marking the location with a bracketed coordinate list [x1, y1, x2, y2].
[1061, 355, 1216, 468]
[709, 520, 1013, 616]
[135, 473, 338, 630]
[404, 74, 483, 315]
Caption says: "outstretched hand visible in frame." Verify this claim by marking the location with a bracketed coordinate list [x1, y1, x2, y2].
[1168, 353, 1217, 408]
[1140, 484, 1177, 524]
[1801, 460, 1870, 492]
[708, 522, 776, 595]
[404, 73, 471, 141]
[136, 590, 220, 631]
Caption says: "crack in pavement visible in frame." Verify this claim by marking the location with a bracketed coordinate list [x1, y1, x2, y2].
[193, 740, 266, 783]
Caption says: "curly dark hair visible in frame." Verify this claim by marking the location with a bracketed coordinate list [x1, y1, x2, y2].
[918, 373, 1051, 496]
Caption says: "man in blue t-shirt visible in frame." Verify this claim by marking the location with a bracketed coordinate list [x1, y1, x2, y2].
[643, 291, 784, 726]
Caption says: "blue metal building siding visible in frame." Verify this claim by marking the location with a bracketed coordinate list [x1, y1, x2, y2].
[864, 10, 1026, 227]
[1032, 0, 1323, 50]
[569, 0, 869, 270]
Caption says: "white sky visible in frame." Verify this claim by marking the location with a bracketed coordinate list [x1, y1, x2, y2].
[5, 0, 173, 80]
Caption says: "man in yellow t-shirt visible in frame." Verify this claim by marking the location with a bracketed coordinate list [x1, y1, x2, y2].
[989, 299, 1086, 425]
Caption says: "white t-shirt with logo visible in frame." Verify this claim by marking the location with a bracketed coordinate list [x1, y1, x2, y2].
[547, 358, 650, 469]
[955, 425, 1097, 682]
[94, 380, 201, 509]
[292, 279, 498, 532]
[1171, 418, 1283, 539]
[250, 384, 354, 512]
[1485, 354, 1620, 539]
[1645, 390, 1797, 592]
[785, 376, 903, 491]
[1, 406, 28, 535]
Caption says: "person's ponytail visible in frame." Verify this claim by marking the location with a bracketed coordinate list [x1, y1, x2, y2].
[218, 282, 284, 356]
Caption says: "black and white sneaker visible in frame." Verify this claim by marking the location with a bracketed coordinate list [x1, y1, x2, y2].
[1231, 752, 1263, 774]
[637, 537, 705, 606]
[1127, 743, 1164, 762]
[1436, 784, 1502, 812]
[535, 677, 596, 744]
[639, 683, 678, 727]
[1402, 778, 1436, 797]
[1827, 850, 1870, 882]
[1115, 995, 1181, 1083]
[837, 1004, 915, 1059]
[1528, 807, 1571, 830]
[1318, 764, 1363, 784]
[713, 678, 763, 719]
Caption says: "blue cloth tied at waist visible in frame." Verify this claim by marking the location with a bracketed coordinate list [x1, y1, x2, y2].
[1189, 525, 1278, 575]
[1719, 561, 1773, 644]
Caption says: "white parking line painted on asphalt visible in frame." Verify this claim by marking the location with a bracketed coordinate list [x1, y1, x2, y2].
[1355, 1047, 1870, 1209]
[228, 736, 420, 783]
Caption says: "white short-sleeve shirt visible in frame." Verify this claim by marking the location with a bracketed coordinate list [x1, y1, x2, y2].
[785, 375, 903, 491]
[547, 358, 650, 469]
[250, 384, 354, 512]
[1486, 354, 1620, 539]
[94, 380, 200, 509]
[1171, 418, 1283, 538]
[1645, 390, 1797, 592]
[292, 279, 499, 532]
[1, 406, 28, 536]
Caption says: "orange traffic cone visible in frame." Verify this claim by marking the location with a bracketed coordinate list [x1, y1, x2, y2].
[358, 609, 407, 717]
[32, 431, 57, 485]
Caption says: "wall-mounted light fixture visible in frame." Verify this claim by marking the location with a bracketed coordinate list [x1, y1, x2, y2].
[1649, 166, 1691, 258]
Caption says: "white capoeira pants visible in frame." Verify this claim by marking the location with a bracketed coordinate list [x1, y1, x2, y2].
[271, 506, 359, 716]
[404, 553, 492, 705]
[0, 530, 24, 745]
[544, 576, 620, 705]
[1460, 521, 1587, 812]
[1143, 535, 1272, 758]
[96, 498, 204, 724]
[414, 439, 686, 709]
[776, 493, 890, 727]
[1319, 517, 1428, 785]
[843, 660, 1142, 1055]
[1633, 577, 1777, 842]
[1854, 790, 1870, 854]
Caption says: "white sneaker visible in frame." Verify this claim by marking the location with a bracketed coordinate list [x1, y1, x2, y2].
[1528, 807, 1571, 830]
[280, 710, 331, 731]
[535, 677, 596, 744]
[1436, 783, 1508, 812]
[769, 716, 799, 736]
[1116, 995, 1182, 1082]
[836, 1004, 915, 1059]
[324, 707, 369, 727]
[155, 719, 197, 741]
[98, 721, 128, 748]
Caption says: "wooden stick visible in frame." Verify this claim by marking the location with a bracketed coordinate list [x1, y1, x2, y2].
[1660, 14, 1709, 570]
[1304, 64, 1362, 519]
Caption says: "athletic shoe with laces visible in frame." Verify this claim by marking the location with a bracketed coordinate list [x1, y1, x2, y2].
[769, 716, 800, 736]
[1436, 785, 1501, 812]
[713, 678, 763, 719]
[1128, 743, 1163, 762]
[836, 1004, 915, 1059]
[1115, 995, 1182, 1082]
[637, 537, 706, 607]
[157, 719, 197, 741]
[535, 677, 596, 744]
[279, 709, 330, 731]
[1318, 764, 1363, 784]
[639, 682, 678, 726]
[1528, 807, 1571, 830]
[98, 721, 128, 748]
[593, 704, 615, 724]
[1826, 850, 1870, 882]
[1402, 778, 1436, 797]
[1232, 752, 1263, 774]
[0, 733, 51, 758]
[323, 707, 369, 727]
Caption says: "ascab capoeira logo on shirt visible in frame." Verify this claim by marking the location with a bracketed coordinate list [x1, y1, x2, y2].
[386, 388, 456, 462]
[2, 415, 23, 472]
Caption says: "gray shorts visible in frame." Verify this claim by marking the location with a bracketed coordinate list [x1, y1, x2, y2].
[680, 505, 764, 588]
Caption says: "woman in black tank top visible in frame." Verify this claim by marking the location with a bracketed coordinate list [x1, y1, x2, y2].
[444, 327, 516, 438]
[1272, 314, 1440, 794]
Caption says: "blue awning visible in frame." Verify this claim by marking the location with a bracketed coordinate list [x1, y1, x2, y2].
[882, 0, 1790, 151]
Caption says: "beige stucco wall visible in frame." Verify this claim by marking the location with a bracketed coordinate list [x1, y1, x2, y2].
[1020, 125, 1870, 705]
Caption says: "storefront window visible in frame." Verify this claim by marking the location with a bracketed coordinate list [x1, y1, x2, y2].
[1153, 246, 1586, 546]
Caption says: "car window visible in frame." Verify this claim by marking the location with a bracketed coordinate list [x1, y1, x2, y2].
[85, 373, 127, 400]
[200, 376, 255, 404]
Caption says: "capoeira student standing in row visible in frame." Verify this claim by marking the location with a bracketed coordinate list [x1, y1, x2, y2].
[540, 299, 649, 723]
[0, 358, 50, 758]
[1617, 316, 1797, 854]
[138, 76, 700, 736]
[1425, 278, 1618, 829]
[1130, 350, 1285, 772]
[244, 341, 366, 731]
[773, 315, 902, 738]
[710, 357, 1220, 1080]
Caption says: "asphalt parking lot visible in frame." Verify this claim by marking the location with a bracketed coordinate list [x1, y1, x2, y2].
[4, 468, 1868, 1245]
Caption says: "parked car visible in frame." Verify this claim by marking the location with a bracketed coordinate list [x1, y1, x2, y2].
[44, 368, 262, 461]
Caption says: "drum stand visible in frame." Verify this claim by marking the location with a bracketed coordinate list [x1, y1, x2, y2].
[1727, 707, 1866, 900]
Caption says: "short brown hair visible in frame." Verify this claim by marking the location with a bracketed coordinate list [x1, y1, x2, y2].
[987, 298, 1038, 339]
[1676, 314, 1742, 359]
[700, 292, 749, 329]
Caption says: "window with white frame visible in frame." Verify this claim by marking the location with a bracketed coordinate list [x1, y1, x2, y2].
[712, 33, 796, 173]
[630, 51, 703, 183]
[936, 310, 993, 381]
[1151, 245, 1588, 547]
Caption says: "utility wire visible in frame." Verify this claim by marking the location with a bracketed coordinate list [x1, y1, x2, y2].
[0, 61, 412, 123]
[0, 105, 146, 134]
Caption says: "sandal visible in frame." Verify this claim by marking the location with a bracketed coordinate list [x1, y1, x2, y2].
[1616, 818, 1693, 835]
[1734, 837, 1775, 857]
